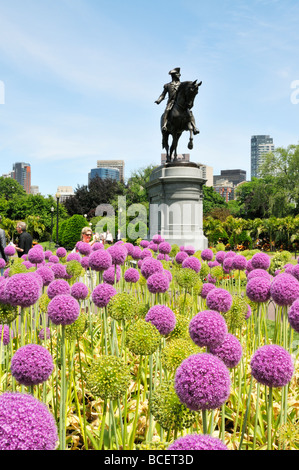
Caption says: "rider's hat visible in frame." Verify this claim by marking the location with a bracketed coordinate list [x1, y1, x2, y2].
[169, 67, 181, 76]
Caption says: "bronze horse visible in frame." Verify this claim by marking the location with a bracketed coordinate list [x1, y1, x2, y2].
[161, 80, 201, 162]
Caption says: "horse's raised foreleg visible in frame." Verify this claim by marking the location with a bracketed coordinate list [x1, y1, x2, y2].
[187, 122, 194, 150]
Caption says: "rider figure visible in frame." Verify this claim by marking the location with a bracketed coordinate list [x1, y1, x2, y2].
[155, 67, 199, 134]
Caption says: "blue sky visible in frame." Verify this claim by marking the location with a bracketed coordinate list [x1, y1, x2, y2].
[0, 0, 298, 196]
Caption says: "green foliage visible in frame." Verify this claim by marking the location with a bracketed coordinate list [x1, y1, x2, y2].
[60, 214, 87, 248]
[0, 177, 26, 200]
[203, 185, 227, 215]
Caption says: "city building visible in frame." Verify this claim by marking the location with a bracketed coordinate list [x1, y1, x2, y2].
[214, 169, 246, 187]
[56, 186, 74, 203]
[12, 162, 31, 193]
[251, 135, 274, 179]
[213, 179, 234, 202]
[96, 160, 125, 182]
[30, 185, 40, 195]
[88, 167, 120, 185]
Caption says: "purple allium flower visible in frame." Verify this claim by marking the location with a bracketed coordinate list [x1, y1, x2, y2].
[0, 278, 8, 303]
[0, 392, 58, 450]
[66, 252, 81, 262]
[201, 248, 214, 261]
[107, 244, 127, 265]
[284, 263, 294, 274]
[47, 294, 80, 325]
[91, 283, 117, 308]
[148, 242, 158, 252]
[4, 245, 15, 257]
[77, 242, 92, 256]
[92, 242, 104, 251]
[44, 250, 52, 259]
[145, 304, 176, 335]
[291, 264, 299, 281]
[164, 269, 172, 282]
[206, 287, 232, 313]
[55, 247, 67, 258]
[152, 234, 164, 245]
[270, 272, 299, 307]
[184, 245, 195, 256]
[175, 251, 189, 264]
[247, 269, 272, 281]
[140, 257, 164, 279]
[0, 325, 11, 345]
[140, 248, 153, 260]
[137, 260, 143, 269]
[250, 344, 294, 388]
[288, 299, 299, 332]
[0, 258, 6, 269]
[71, 282, 89, 300]
[251, 252, 270, 270]
[103, 265, 121, 284]
[215, 251, 226, 264]
[48, 255, 59, 264]
[246, 277, 271, 303]
[207, 274, 217, 284]
[11, 344, 54, 386]
[38, 327, 51, 341]
[123, 242, 134, 256]
[147, 271, 170, 294]
[80, 256, 90, 269]
[182, 256, 201, 273]
[245, 304, 252, 319]
[157, 253, 170, 261]
[140, 240, 150, 248]
[189, 310, 227, 349]
[27, 247, 45, 265]
[158, 241, 172, 254]
[3, 269, 9, 278]
[47, 279, 71, 299]
[208, 260, 220, 268]
[223, 257, 234, 272]
[224, 251, 236, 259]
[132, 246, 142, 260]
[88, 249, 112, 272]
[201, 282, 216, 299]
[175, 353, 231, 411]
[168, 433, 228, 451]
[36, 266, 55, 286]
[5, 273, 41, 308]
[124, 267, 140, 283]
[21, 260, 35, 269]
[51, 263, 67, 279]
[232, 254, 247, 271]
[210, 333, 242, 368]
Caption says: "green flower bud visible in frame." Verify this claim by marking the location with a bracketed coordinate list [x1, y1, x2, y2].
[126, 319, 161, 355]
[161, 338, 201, 372]
[0, 303, 18, 324]
[108, 292, 138, 322]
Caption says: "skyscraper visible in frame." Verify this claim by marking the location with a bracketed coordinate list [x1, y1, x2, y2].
[88, 167, 120, 184]
[12, 162, 31, 193]
[251, 135, 274, 179]
[96, 160, 125, 182]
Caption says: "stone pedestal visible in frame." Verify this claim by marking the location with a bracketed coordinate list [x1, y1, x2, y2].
[146, 162, 208, 251]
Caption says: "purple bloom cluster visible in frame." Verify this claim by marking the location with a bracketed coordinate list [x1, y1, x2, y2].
[200, 282, 216, 299]
[71, 282, 89, 300]
[250, 344, 294, 387]
[77, 241, 92, 256]
[11, 344, 54, 386]
[251, 252, 270, 270]
[232, 254, 247, 271]
[38, 327, 51, 341]
[182, 256, 201, 273]
[210, 333, 242, 369]
[123, 242, 134, 257]
[124, 267, 140, 284]
[5, 273, 41, 308]
[48, 254, 59, 264]
[206, 287, 232, 313]
[246, 277, 271, 303]
[215, 251, 226, 264]
[223, 257, 234, 272]
[0, 325, 11, 345]
[147, 271, 170, 294]
[140, 248, 152, 260]
[201, 248, 214, 261]
[103, 265, 121, 284]
[145, 304, 176, 335]
[168, 433, 228, 450]
[0, 258, 6, 269]
[291, 264, 299, 281]
[91, 242, 104, 251]
[88, 249, 112, 272]
[0, 278, 8, 303]
[152, 234, 164, 244]
[47, 279, 71, 299]
[80, 256, 90, 269]
[0, 392, 58, 450]
[28, 247, 45, 265]
[158, 241, 172, 254]
[175, 353, 231, 411]
[66, 252, 81, 263]
[107, 244, 127, 265]
[4, 245, 15, 257]
[247, 269, 272, 281]
[132, 246, 142, 260]
[184, 245, 195, 256]
[92, 283, 117, 308]
[270, 272, 299, 307]
[140, 257, 164, 279]
[51, 263, 67, 280]
[288, 299, 299, 332]
[36, 266, 55, 286]
[140, 240, 150, 248]
[189, 310, 227, 350]
[175, 251, 189, 264]
[47, 294, 80, 325]
[56, 247, 67, 258]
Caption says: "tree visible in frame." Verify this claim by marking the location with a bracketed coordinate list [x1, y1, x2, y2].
[0, 177, 26, 200]
[60, 214, 87, 249]
[203, 186, 227, 215]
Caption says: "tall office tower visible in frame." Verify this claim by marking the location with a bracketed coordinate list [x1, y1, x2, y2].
[12, 162, 31, 193]
[88, 167, 120, 185]
[251, 135, 274, 179]
[214, 169, 247, 187]
[96, 160, 125, 182]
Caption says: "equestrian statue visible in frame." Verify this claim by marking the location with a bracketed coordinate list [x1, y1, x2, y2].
[155, 67, 202, 163]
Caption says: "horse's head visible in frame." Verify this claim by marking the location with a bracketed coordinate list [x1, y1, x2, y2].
[177, 80, 202, 109]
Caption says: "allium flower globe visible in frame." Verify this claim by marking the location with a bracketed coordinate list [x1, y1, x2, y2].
[246, 277, 271, 303]
[288, 299, 299, 333]
[292, 264, 299, 281]
[47, 294, 80, 325]
[270, 273, 299, 307]
[200, 282, 216, 299]
[4, 245, 15, 257]
[77, 242, 91, 256]
[232, 254, 247, 271]
[0, 325, 11, 345]
[168, 433, 228, 450]
[251, 252, 270, 270]
[103, 265, 121, 284]
[182, 256, 201, 273]
[0, 258, 6, 269]
[247, 269, 272, 281]
[5, 273, 41, 308]
[189, 310, 227, 349]
[140, 248, 152, 259]
[250, 344, 294, 388]
[51, 263, 67, 279]
[126, 319, 161, 355]
[210, 333, 242, 368]
[92, 283, 117, 308]
[124, 267, 140, 283]
[145, 304, 176, 336]
[215, 251, 226, 264]
[56, 247, 67, 258]
[0, 392, 58, 450]
[66, 252, 81, 263]
[175, 353, 231, 411]
[152, 234, 164, 245]
[107, 244, 127, 265]
[86, 355, 131, 400]
[201, 248, 214, 261]
[140, 257, 164, 279]
[71, 282, 89, 300]
[36, 266, 55, 286]
[175, 251, 189, 264]
[47, 279, 71, 299]
[206, 287, 232, 313]
[88, 249, 112, 272]
[11, 344, 54, 386]
[184, 245, 195, 256]
[132, 246, 142, 260]
[158, 241, 172, 254]
[48, 254, 59, 264]
[147, 272, 170, 294]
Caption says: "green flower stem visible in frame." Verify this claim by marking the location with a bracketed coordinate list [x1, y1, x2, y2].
[267, 386, 273, 450]
[99, 399, 108, 450]
[253, 382, 260, 450]
[59, 324, 67, 450]
[129, 355, 143, 450]
[239, 374, 253, 450]
[202, 409, 208, 434]
[77, 338, 88, 449]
